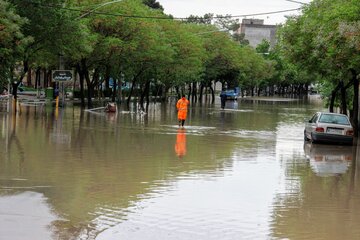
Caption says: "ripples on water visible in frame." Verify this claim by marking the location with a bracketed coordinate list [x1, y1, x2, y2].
[1, 98, 360, 239]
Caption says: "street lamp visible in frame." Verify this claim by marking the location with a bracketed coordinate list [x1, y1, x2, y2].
[76, 0, 124, 20]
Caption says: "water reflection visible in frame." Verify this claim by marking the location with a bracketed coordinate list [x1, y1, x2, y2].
[0, 191, 58, 240]
[174, 129, 186, 158]
[1, 98, 360, 239]
[304, 143, 352, 177]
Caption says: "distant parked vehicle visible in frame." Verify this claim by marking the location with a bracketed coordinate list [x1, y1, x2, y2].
[304, 112, 353, 145]
[220, 87, 240, 100]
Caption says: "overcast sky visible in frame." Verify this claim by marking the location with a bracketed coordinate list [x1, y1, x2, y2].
[157, 0, 312, 25]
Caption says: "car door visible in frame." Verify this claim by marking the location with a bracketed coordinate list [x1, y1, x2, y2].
[305, 113, 319, 137]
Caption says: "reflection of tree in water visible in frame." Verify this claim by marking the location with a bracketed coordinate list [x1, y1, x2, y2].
[45, 117, 241, 239]
[7, 114, 25, 169]
[270, 143, 360, 240]
[1, 105, 255, 239]
[50, 220, 96, 240]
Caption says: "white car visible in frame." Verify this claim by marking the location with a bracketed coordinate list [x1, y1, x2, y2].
[304, 112, 353, 145]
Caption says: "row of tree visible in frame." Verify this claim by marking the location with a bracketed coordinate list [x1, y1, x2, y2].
[1, 0, 360, 129]
[277, 0, 360, 136]
[0, 0, 277, 109]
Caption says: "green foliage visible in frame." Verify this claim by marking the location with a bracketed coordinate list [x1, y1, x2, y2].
[0, 0, 30, 88]
[143, 0, 163, 10]
[186, 13, 214, 25]
[256, 39, 270, 54]
[1, 0, 276, 100]
[278, 0, 360, 108]
[213, 15, 240, 32]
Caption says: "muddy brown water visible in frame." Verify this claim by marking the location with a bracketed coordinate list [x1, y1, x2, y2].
[1, 96, 360, 240]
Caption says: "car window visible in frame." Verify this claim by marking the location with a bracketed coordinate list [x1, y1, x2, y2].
[310, 114, 319, 123]
[319, 114, 350, 125]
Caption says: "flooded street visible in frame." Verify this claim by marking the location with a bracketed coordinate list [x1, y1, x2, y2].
[1, 97, 360, 240]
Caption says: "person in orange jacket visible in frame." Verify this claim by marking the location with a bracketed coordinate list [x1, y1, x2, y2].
[176, 94, 190, 127]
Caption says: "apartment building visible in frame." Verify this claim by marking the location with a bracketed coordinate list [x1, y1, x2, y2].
[237, 19, 278, 48]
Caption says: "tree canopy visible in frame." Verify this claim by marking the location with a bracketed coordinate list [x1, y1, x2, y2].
[1, 0, 274, 108]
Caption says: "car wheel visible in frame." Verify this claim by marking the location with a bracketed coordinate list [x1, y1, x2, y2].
[304, 130, 309, 141]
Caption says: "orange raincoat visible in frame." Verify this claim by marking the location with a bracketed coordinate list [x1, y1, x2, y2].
[175, 129, 186, 158]
[176, 97, 190, 120]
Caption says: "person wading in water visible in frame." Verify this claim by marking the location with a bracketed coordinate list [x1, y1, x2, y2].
[176, 94, 190, 127]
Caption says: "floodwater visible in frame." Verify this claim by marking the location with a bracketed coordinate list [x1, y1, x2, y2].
[1, 96, 360, 240]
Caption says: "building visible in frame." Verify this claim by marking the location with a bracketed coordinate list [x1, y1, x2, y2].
[237, 19, 278, 48]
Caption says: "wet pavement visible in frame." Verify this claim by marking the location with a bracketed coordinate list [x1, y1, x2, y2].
[1, 96, 360, 239]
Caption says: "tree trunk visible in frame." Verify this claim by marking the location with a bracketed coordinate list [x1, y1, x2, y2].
[187, 84, 192, 100]
[145, 81, 150, 111]
[161, 85, 168, 102]
[47, 70, 52, 88]
[340, 80, 347, 115]
[127, 79, 136, 109]
[205, 87, 208, 102]
[18, 60, 28, 84]
[175, 86, 180, 100]
[351, 69, 359, 138]
[305, 83, 309, 96]
[27, 67, 32, 86]
[43, 69, 47, 88]
[112, 75, 117, 102]
[140, 80, 150, 111]
[117, 72, 123, 104]
[104, 65, 111, 98]
[210, 84, 215, 104]
[192, 82, 197, 103]
[199, 83, 204, 103]
[84, 69, 93, 108]
[127, 70, 145, 108]
[329, 82, 341, 113]
[329, 91, 336, 113]
[76, 63, 86, 107]
[35, 68, 41, 89]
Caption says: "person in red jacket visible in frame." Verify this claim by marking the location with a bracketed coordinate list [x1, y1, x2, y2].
[176, 94, 190, 127]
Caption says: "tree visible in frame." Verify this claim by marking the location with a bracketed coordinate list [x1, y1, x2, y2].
[278, 0, 360, 137]
[143, 0, 163, 10]
[186, 13, 214, 25]
[0, 0, 29, 91]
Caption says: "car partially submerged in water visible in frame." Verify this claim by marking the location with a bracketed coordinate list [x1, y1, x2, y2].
[304, 112, 353, 145]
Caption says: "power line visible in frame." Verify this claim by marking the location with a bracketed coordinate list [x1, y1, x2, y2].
[73, 7, 303, 20]
[22, 0, 302, 21]
[285, 0, 309, 5]
[221, 8, 302, 19]
[75, 0, 124, 20]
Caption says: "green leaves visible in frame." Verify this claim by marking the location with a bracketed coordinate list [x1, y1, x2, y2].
[0, 0, 276, 98]
[279, 0, 360, 110]
[0, 0, 29, 86]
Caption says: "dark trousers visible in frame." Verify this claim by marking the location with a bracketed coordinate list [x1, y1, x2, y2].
[221, 98, 226, 109]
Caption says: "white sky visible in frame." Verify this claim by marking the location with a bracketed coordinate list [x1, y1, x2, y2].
[157, 0, 312, 25]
